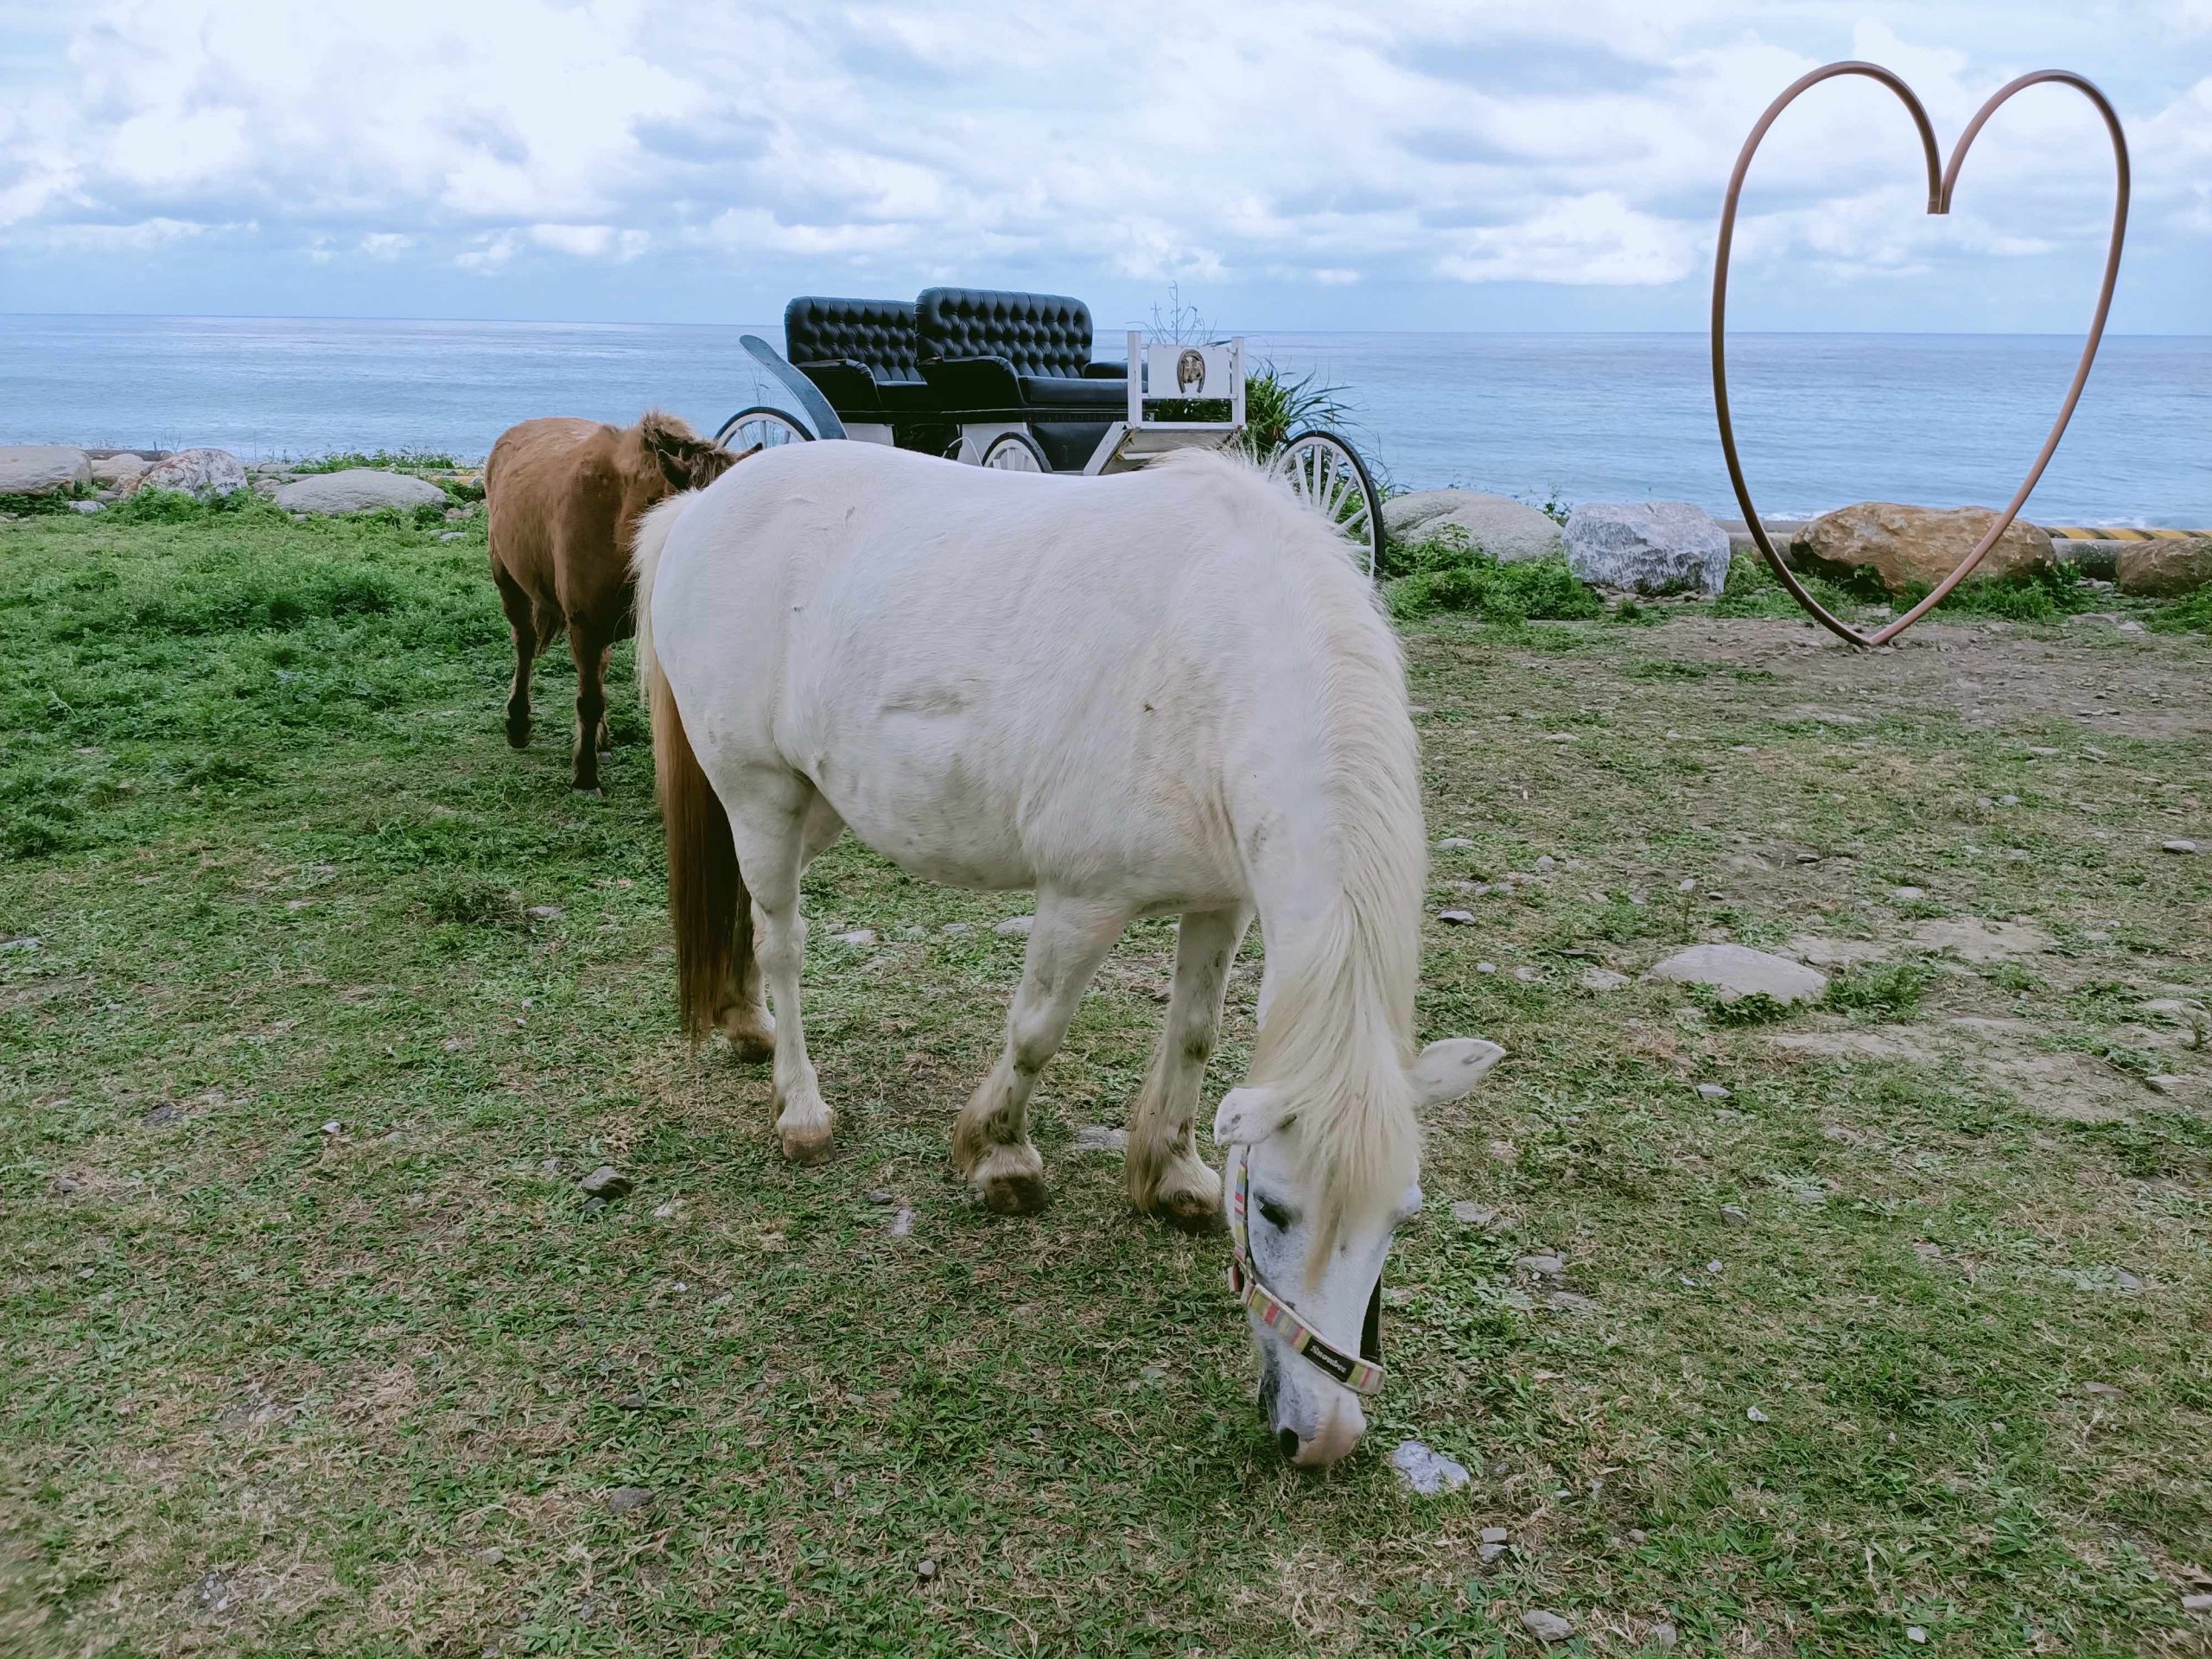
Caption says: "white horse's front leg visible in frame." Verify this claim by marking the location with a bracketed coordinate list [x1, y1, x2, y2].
[954, 893, 1128, 1214]
[1128, 904, 1250, 1230]
[724, 776, 834, 1162]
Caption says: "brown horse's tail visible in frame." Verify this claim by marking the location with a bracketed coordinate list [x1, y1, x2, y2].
[634, 494, 752, 1043]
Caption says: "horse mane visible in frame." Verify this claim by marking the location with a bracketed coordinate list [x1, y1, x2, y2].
[1165, 449, 1427, 1263]
[636, 409, 738, 491]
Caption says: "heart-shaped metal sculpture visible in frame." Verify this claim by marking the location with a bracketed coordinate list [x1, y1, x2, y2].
[1712, 62, 2131, 647]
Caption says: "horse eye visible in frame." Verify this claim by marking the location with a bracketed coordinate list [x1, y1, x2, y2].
[1257, 1197, 1294, 1231]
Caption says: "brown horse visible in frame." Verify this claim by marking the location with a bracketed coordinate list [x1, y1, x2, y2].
[485, 411, 741, 791]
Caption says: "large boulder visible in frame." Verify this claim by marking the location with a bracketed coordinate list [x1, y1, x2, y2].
[0, 445, 92, 495]
[1563, 501, 1732, 595]
[1789, 501, 2053, 595]
[138, 448, 246, 499]
[89, 453, 153, 491]
[273, 469, 448, 514]
[2114, 537, 2212, 599]
[1384, 489, 1566, 564]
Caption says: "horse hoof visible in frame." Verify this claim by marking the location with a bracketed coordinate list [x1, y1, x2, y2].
[981, 1169, 1049, 1216]
[734, 1036, 775, 1065]
[572, 783, 604, 798]
[779, 1122, 834, 1164]
[505, 723, 531, 749]
[1153, 1192, 1226, 1235]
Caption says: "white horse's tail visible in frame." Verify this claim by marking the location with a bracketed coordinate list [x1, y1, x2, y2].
[630, 491, 696, 708]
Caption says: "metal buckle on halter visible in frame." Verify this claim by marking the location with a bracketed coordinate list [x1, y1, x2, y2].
[1225, 1144, 1386, 1396]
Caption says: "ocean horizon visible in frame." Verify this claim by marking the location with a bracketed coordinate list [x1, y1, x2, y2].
[4, 313, 2207, 525]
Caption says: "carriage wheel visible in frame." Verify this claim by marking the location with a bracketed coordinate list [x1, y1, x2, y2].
[1275, 429, 1382, 578]
[981, 431, 1048, 473]
[716, 406, 813, 451]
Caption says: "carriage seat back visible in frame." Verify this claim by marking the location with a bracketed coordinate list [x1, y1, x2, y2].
[916, 288, 1096, 380]
[783, 297, 923, 385]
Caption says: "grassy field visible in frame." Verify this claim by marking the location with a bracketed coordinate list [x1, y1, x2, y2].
[3, 498, 2209, 1656]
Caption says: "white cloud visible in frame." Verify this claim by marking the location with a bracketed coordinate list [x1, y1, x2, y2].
[0, 0, 2201, 324]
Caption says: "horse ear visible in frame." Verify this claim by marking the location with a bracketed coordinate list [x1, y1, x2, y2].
[1212, 1084, 1286, 1147]
[1409, 1038, 1504, 1106]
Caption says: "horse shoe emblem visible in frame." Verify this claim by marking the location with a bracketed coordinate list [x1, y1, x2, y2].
[1711, 62, 2131, 648]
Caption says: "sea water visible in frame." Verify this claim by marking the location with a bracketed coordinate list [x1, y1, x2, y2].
[3, 314, 2204, 524]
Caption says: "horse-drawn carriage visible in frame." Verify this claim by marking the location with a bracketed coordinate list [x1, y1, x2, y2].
[719, 287, 1386, 575]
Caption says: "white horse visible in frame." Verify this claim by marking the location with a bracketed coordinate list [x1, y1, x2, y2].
[632, 440, 1501, 1465]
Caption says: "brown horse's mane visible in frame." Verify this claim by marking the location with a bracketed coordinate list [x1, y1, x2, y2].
[637, 409, 740, 491]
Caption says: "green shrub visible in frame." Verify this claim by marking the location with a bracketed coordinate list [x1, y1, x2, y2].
[1827, 961, 1932, 1019]
[420, 873, 518, 927]
[1387, 526, 1602, 624]
[1698, 989, 1793, 1027]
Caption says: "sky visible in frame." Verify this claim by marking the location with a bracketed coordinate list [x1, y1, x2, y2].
[0, 1, 2206, 334]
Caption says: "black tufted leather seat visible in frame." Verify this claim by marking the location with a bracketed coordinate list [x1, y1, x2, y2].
[914, 288, 1129, 417]
[783, 296, 940, 419]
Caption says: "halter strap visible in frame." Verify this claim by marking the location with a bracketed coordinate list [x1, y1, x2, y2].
[1225, 1143, 1386, 1395]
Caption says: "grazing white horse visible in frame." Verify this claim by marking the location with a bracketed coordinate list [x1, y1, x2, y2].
[633, 441, 1501, 1465]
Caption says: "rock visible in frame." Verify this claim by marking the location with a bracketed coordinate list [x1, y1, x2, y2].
[2080, 1380, 2122, 1396]
[1648, 943, 1827, 1005]
[1437, 836, 1475, 851]
[1790, 501, 2054, 596]
[993, 915, 1033, 938]
[526, 905, 564, 920]
[2145, 1075, 2183, 1096]
[1516, 1253, 1566, 1278]
[1907, 1626, 1929, 1645]
[941, 922, 973, 935]
[1651, 1620, 1679, 1651]
[1071, 1124, 1128, 1154]
[833, 928, 877, 945]
[273, 468, 446, 514]
[67, 499, 105, 514]
[1892, 887, 1924, 900]
[0, 444, 92, 494]
[1563, 501, 1732, 596]
[888, 1207, 916, 1237]
[320, 1119, 341, 1135]
[1581, 967, 1629, 992]
[2162, 839, 2198, 855]
[1479, 1525, 1510, 1545]
[1910, 917, 2051, 962]
[439, 530, 467, 542]
[578, 1165, 632, 1198]
[90, 452, 153, 490]
[916, 1556, 938, 1580]
[607, 1484, 653, 1513]
[1720, 1204, 1749, 1226]
[2114, 537, 2212, 598]
[1385, 489, 1567, 564]
[1476, 961, 1497, 975]
[143, 1104, 179, 1126]
[139, 448, 246, 499]
[1450, 1200, 1499, 1228]
[1436, 909, 1476, 925]
[1478, 1541, 1509, 1563]
[2116, 619, 2145, 634]
[1389, 1439, 1471, 1494]
[0, 935, 40, 951]
[2183, 1592, 2212, 1614]
[1695, 1083, 1731, 1101]
[1745, 1405, 1770, 1423]
[1521, 1609, 1574, 1645]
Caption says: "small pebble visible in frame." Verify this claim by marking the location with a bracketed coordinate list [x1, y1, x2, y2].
[1720, 1205, 1749, 1226]
[1521, 1609, 1573, 1645]
[0, 935, 41, 951]
[865, 1188, 896, 1205]
[888, 1207, 915, 1237]
[941, 922, 973, 935]
[579, 1165, 632, 1198]
[1534, 855, 1556, 872]
[1476, 961, 1497, 975]
[1450, 1200, 1498, 1228]
[321, 1119, 341, 1135]
[1745, 1406, 1770, 1423]
[2145, 1075, 2183, 1096]
[143, 1104, 179, 1127]
[2183, 1592, 2212, 1613]
[2162, 839, 2198, 855]
[1437, 836, 1474, 850]
[1071, 1124, 1127, 1154]
[1389, 1439, 1471, 1494]
[1478, 1525, 1509, 1544]
[2026, 745, 2059, 757]
[1906, 1626, 1929, 1645]
[1516, 1253, 1566, 1278]
[1512, 965, 1541, 982]
[834, 928, 876, 945]
[1581, 966, 1628, 992]
[526, 905, 564, 920]
[1694, 1083, 1730, 1101]
[1477, 1541, 1508, 1563]
[993, 915, 1033, 937]
[607, 1485, 653, 1513]
[1437, 908, 1476, 925]
[1892, 886, 1924, 900]
[475, 1547, 505, 1565]
[2081, 1381, 2122, 1396]
[1999, 793, 2019, 806]
[916, 1557, 938, 1580]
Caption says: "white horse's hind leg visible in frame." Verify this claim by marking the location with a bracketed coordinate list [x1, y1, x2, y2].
[722, 772, 836, 1162]
[721, 796, 844, 1059]
[1127, 905, 1249, 1231]
[954, 893, 1128, 1214]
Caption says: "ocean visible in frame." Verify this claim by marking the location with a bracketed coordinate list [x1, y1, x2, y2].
[3, 314, 2205, 524]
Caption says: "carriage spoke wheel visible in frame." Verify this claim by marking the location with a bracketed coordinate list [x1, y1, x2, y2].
[1275, 429, 1382, 578]
[715, 406, 813, 452]
[981, 431, 1048, 473]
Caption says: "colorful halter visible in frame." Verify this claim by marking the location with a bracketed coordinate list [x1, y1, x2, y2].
[1225, 1142, 1386, 1396]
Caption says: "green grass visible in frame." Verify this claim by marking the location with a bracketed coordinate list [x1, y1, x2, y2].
[3, 510, 2211, 1655]
[1386, 527, 1603, 623]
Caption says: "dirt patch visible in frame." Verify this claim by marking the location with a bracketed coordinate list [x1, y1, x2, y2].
[1770, 1016, 2139, 1122]
[1912, 918, 2056, 962]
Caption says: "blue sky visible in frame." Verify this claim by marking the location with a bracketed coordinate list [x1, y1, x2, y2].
[1, 1, 2205, 333]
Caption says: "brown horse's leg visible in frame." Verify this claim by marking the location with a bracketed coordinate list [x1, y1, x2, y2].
[493, 567, 537, 748]
[1127, 904, 1249, 1232]
[568, 621, 610, 793]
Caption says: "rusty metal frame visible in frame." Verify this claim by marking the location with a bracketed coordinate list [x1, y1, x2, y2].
[1711, 62, 2131, 648]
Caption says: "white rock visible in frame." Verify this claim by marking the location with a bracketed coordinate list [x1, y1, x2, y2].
[1648, 943, 1827, 1004]
[1892, 887, 1924, 900]
[1437, 908, 1477, 925]
[1478, 1525, 1510, 1545]
[67, 499, 104, 513]
[1071, 1124, 1127, 1154]
[1437, 836, 1475, 851]
[1521, 1609, 1574, 1645]
[0, 444, 92, 494]
[1450, 1200, 1499, 1228]
[2162, 839, 2198, 855]
[2183, 1592, 2212, 1614]
[1476, 961, 1497, 975]
[1745, 1405, 1770, 1423]
[274, 468, 447, 514]
[992, 915, 1034, 938]
[1695, 1083, 1731, 1101]
[1563, 501, 1732, 596]
[139, 448, 246, 499]
[1383, 488, 1567, 564]
[2145, 1075, 2183, 1096]
[1389, 1439, 1471, 1494]
[1907, 1627, 1929, 1644]
[833, 928, 877, 945]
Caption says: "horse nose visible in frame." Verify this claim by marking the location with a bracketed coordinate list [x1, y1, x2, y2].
[1280, 1402, 1364, 1468]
